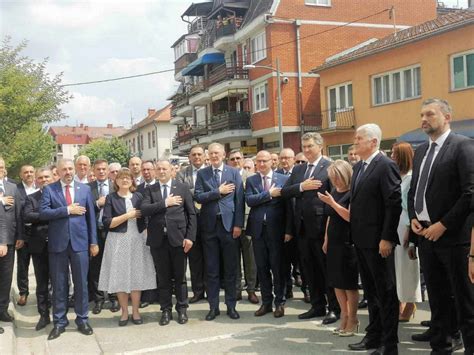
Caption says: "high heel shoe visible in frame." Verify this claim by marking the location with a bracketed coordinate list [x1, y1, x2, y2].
[399, 303, 416, 322]
[339, 321, 360, 337]
[332, 327, 343, 335]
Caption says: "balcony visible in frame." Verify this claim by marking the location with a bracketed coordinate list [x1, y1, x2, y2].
[208, 111, 251, 142]
[208, 64, 248, 87]
[174, 52, 198, 76]
[304, 108, 355, 134]
[188, 17, 208, 34]
[215, 22, 237, 40]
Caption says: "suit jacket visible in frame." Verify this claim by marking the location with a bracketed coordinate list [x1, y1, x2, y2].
[16, 182, 32, 242]
[88, 179, 115, 218]
[39, 181, 97, 253]
[141, 180, 197, 248]
[102, 192, 146, 233]
[407, 133, 474, 246]
[0, 180, 22, 245]
[245, 172, 292, 239]
[177, 165, 197, 195]
[350, 152, 402, 248]
[194, 165, 245, 233]
[23, 190, 48, 253]
[281, 158, 332, 239]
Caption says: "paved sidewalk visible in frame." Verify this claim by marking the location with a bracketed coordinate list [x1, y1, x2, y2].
[2, 265, 444, 354]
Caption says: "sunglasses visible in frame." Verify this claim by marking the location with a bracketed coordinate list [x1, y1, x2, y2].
[296, 160, 306, 164]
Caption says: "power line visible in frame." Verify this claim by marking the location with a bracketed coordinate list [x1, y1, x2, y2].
[61, 8, 391, 87]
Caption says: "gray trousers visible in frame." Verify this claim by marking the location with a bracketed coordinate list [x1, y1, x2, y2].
[236, 234, 257, 292]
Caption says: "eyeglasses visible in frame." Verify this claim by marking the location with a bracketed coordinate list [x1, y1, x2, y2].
[295, 160, 306, 164]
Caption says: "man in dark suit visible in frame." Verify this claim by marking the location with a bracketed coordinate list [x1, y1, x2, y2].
[88, 159, 119, 314]
[0, 157, 24, 329]
[245, 150, 292, 318]
[348, 123, 401, 354]
[195, 142, 245, 321]
[281, 132, 340, 325]
[176, 145, 206, 303]
[23, 167, 54, 331]
[40, 158, 98, 340]
[16, 164, 37, 307]
[408, 98, 474, 354]
[141, 160, 196, 326]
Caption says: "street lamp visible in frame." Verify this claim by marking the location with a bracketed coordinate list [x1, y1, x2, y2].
[243, 58, 284, 150]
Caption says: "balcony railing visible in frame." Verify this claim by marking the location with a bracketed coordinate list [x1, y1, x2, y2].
[215, 22, 237, 39]
[323, 107, 356, 130]
[208, 64, 248, 87]
[209, 111, 251, 134]
[191, 125, 208, 139]
[175, 52, 198, 75]
[188, 17, 207, 34]
[189, 81, 206, 95]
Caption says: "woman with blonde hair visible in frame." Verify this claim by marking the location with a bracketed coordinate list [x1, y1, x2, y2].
[319, 159, 359, 336]
[391, 142, 421, 321]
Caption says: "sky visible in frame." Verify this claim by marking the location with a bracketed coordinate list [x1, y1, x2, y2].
[1, 0, 469, 128]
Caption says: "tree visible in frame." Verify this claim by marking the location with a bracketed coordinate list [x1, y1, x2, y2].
[3, 121, 56, 178]
[78, 137, 130, 166]
[0, 37, 70, 173]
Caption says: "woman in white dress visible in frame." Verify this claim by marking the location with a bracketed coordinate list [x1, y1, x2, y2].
[99, 168, 156, 326]
[391, 142, 422, 321]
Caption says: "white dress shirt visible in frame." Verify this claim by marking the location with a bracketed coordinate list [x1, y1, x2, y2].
[22, 182, 38, 195]
[299, 155, 323, 192]
[74, 175, 88, 184]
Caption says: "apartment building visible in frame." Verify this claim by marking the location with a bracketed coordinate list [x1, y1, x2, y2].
[311, 9, 474, 159]
[120, 104, 176, 161]
[169, 0, 437, 155]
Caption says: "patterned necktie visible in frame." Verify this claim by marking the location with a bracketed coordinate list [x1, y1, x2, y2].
[99, 182, 105, 197]
[354, 162, 367, 190]
[263, 176, 270, 191]
[65, 185, 72, 205]
[213, 169, 220, 186]
[304, 164, 314, 180]
[0, 182, 4, 195]
[415, 142, 437, 214]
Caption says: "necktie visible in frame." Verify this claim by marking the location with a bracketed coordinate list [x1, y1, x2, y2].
[354, 162, 367, 190]
[213, 169, 220, 186]
[415, 142, 437, 214]
[162, 184, 168, 200]
[263, 176, 270, 191]
[65, 185, 72, 205]
[0, 182, 4, 195]
[99, 182, 105, 197]
[304, 164, 314, 180]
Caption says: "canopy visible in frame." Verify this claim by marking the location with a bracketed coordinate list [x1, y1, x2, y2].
[181, 2, 213, 17]
[398, 119, 474, 147]
[181, 53, 225, 76]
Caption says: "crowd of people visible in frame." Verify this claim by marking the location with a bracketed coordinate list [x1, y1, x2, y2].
[0, 98, 473, 355]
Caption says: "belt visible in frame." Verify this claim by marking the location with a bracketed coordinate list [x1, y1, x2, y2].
[419, 221, 432, 228]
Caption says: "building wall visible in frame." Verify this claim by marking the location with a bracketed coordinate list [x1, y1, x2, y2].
[319, 24, 474, 148]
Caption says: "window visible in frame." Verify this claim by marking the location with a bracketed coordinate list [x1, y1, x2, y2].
[327, 82, 353, 127]
[132, 138, 136, 153]
[147, 132, 151, 149]
[140, 134, 144, 151]
[253, 81, 268, 113]
[305, 0, 331, 5]
[372, 65, 421, 105]
[174, 40, 187, 61]
[152, 131, 156, 148]
[242, 43, 248, 65]
[251, 31, 266, 63]
[451, 50, 474, 90]
[327, 144, 352, 161]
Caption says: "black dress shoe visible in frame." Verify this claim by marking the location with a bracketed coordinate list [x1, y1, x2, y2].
[298, 307, 326, 320]
[118, 317, 129, 327]
[177, 310, 188, 324]
[449, 336, 463, 352]
[348, 336, 380, 351]
[322, 311, 339, 325]
[227, 307, 240, 320]
[0, 311, 14, 322]
[370, 345, 398, 355]
[411, 328, 435, 342]
[35, 315, 51, 331]
[109, 300, 120, 313]
[77, 322, 93, 336]
[92, 301, 103, 315]
[420, 320, 431, 327]
[205, 308, 220, 321]
[0, 326, 4, 334]
[159, 310, 172, 326]
[189, 292, 205, 304]
[48, 326, 65, 340]
[358, 299, 368, 309]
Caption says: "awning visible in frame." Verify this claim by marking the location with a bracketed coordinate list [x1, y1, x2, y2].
[182, 53, 225, 76]
[212, 88, 248, 101]
[398, 119, 474, 147]
[181, 2, 213, 17]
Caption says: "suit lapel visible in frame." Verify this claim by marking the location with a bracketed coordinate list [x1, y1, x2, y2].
[54, 182, 67, 206]
[311, 159, 326, 179]
[74, 183, 81, 203]
[351, 154, 380, 198]
[426, 133, 452, 190]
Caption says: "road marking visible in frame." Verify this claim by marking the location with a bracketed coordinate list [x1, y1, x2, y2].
[124, 325, 291, 354]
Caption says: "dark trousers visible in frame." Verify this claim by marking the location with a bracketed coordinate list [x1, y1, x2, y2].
[202, 219, 239, 310]
[283, 236, 302, 290]
[150, 239, 188, 311]
[31, 247, 50, 316]
[419, 241, 474, 353]
[16, 243, 31, 296]
[88, 229, 116, 304]
[298, 228, 339, 312]
[49, 243, 89, 327]
[0, 245, 14, 312]
[252, 225, 285, 306]
[187, 222, 205, 295]
[356, 247, 399, 347]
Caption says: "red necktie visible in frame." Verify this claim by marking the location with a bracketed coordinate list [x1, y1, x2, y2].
[65, 185, 72, 205]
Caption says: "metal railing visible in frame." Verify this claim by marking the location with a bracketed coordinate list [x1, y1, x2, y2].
[304, 108, 355, 132]
[208, 64, 248, 87]
[209, 111, 251, 134]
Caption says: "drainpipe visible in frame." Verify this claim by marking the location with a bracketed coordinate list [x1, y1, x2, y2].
[152, 121, 159, 160]
[295, 19, 304, 136]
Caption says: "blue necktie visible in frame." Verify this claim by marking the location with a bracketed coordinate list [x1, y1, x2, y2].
[162, 184, 168, 200]
[213, 169, 220, 186]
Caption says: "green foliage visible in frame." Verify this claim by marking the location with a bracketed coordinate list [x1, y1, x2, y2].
[3, 121, 56, 178]
[0, 36, 70, 173]
[78, 137, 130, 166]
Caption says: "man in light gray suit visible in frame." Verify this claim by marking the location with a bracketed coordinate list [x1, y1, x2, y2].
[0, 157, 24, 332]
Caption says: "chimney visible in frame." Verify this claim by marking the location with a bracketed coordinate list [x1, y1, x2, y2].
[107, 123, 113, 128]
[80, 123, 84, 128]
[148, 108, 156, 116]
